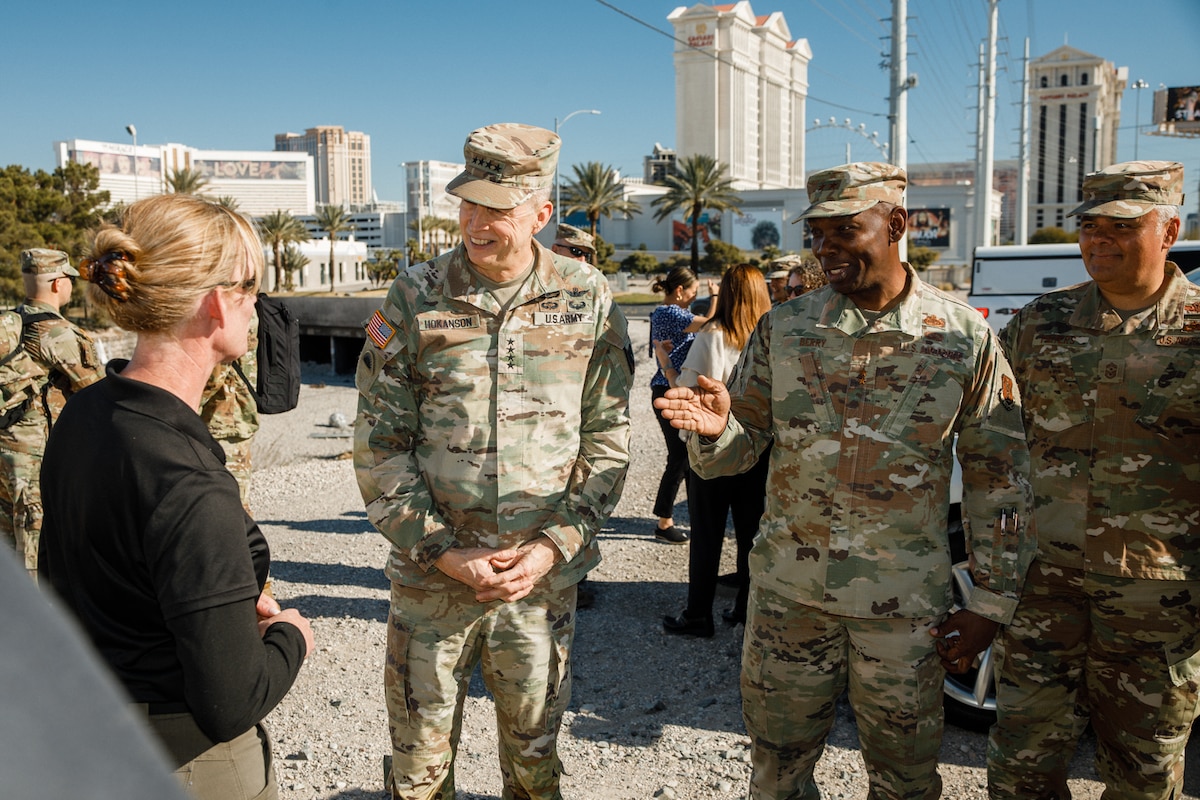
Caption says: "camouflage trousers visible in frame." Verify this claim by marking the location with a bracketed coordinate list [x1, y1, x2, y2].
[988, 560, 1200, 800]
[0, 447, 42, 577]
[741, 583, 944, 800]
[385, 581, 576, 800]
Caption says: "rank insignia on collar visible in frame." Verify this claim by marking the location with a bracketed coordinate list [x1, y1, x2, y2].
[923, 314, 946, 328]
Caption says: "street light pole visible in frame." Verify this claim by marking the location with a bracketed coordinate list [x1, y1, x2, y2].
[125, 124, 138, 201]
[553, 109, 601, 225]
[1132, 79, 1149, 160]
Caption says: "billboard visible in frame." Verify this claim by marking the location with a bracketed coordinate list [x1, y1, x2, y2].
[193, 159, 306, 181]
[729, 208, 784, 251]
[908, 208, 951, 248]
[671, 210, 721, 252]
[1165, 86, 1200, 123]
[73, 150, 162, 180]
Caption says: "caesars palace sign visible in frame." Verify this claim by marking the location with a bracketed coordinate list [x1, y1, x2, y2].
[688, 24, 714, 49]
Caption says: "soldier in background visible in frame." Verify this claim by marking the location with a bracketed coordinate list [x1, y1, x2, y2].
[0, 249, 102, 577]
[200, 314, 259, 512]
[548, 221, 600, 610]
[988, 162, 1200, 800]
[655, 162, 1034, 800]
[786, 260, 828, 298]
[551, 223, 595, 265]
[766, 268, 789, 306]
[354, 123, 632, 800]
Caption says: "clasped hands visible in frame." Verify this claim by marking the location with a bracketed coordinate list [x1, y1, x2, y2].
[435, 539, 562, 603]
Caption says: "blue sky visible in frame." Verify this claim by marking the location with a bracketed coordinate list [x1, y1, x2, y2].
[2, 0, 1198, 207]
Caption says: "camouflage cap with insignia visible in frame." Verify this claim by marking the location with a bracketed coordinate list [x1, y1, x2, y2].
[554, 223, 595, 253]
[1068, 160, 1185, 218]
[793, 162, 907, 222]
[766, 270, 789, 280]
[20, 248, 79, 277]
[446, 123, 560, 210]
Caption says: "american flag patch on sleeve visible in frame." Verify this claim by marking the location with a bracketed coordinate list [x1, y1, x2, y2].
[366, 310, 395, 349]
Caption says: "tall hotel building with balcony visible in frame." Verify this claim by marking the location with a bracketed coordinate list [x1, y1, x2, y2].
[667, 2, 811, 190]
[1028, 46, 1127, 234]
[275, 126, 372, 208]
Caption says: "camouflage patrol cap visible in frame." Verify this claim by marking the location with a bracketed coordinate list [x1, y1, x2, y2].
[766, 270, 789, 280]
[554, 223, 595, 253]
[1068, 160, 1185, 218]
[793, 162, 907, 221]
[446, 123, 560, 210]
[20, 248, 79, 277]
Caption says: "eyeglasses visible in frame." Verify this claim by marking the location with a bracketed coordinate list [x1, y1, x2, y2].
[204, 277, 258, 294]
[566, 246, 589, 258]
[787, 284, 807, 297]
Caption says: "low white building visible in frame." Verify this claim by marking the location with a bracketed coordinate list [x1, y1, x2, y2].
[262, 238, 369, 294]
[55, 139, 315, 216]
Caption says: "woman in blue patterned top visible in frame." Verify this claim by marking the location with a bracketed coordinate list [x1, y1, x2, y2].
[648, 266, 717, 543]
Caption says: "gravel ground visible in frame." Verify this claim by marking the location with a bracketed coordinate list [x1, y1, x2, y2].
[253, 315, 1198, 800]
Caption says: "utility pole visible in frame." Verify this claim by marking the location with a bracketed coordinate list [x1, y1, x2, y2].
[888, 0, 913, 261]
[977, 0, 999, 248]
[974, 44, 986, 249]
[1016, 37, 1031, 245]
[888, 0, 908, 172]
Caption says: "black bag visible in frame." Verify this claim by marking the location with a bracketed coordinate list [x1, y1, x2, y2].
[233, 294, 301, 414]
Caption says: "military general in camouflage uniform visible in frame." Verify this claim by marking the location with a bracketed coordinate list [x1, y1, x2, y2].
[354, 123, 632, 800]
[655, 162, 1035, 800]
[0, 249, 102, 577]
[988, 161, 1200, 800]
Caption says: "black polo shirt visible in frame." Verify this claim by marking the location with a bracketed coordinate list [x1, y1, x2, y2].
[39, 361, 304, 741]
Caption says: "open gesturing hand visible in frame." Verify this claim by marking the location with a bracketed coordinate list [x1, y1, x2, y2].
[652, 374, 730, 439]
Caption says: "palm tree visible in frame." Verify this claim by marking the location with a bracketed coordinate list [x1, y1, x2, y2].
[561, 162, 641, 240]
[651, 154, 743, 272]
[215, 195, 240, 210]
[280, 243, 309, 291]
[166, 167, 209, 196]
[257, 210, 310, 291]
[314, 204, 351, 293]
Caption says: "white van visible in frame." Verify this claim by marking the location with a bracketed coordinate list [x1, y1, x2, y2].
[968, 240, 1200, 333]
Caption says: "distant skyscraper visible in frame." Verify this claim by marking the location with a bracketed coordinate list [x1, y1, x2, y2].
[275, 126, 372, 207]
[403, 160, 463, 222]
[668, 2, 811, 190]
[1028, 46, 1127, 234]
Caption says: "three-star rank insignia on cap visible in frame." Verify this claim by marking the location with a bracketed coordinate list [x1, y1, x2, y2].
[999, 374, 1015, 410]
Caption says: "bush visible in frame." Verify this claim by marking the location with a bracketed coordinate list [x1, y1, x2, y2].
[700, 239, 745, 274]
[621, 251, 661, 275]
[1030, 226, 1078, 244]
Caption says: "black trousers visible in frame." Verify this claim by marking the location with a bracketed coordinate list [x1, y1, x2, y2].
[651, 385, 690, 520]
[684, 445, 771, 619]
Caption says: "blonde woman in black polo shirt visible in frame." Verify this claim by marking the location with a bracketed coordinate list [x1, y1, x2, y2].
[39, 193, 313, 800]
